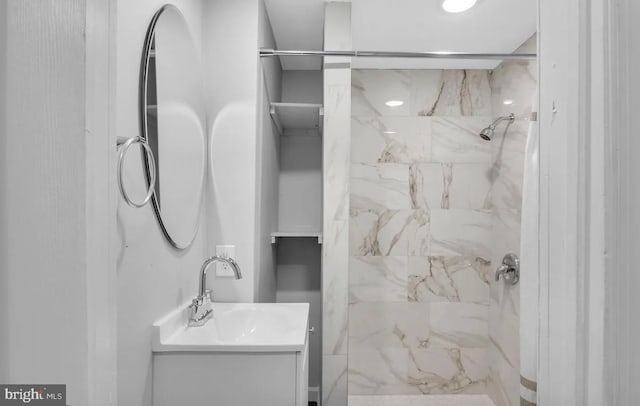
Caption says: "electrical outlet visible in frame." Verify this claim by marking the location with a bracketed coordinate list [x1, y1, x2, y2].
[215, 245, 236, 277]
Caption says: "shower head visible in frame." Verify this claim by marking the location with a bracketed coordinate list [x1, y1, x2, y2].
[479, 127, 493, 141]
[478, 113, 515, 141]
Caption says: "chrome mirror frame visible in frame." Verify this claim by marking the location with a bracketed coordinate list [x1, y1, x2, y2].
[139, 4, 201, 250]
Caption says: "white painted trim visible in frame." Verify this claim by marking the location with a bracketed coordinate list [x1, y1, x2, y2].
[538, 2, 580, 404]
[584, 1, 607, 404]
[602, 0, 635, 405]
[538, 0, 611, 404]
[85, 0, 117, 404]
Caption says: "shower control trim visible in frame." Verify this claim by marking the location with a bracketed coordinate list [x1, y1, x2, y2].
[495, 253, 520, 286]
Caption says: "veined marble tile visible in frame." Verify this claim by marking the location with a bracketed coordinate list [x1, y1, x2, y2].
[491, 62, 536, 119]
[351, 164, 411, 210]
[348, 348, 413, 395]
[323, 220, 349, 355]
[324, 14, 350, 404]
[323, 355, 348, 406]
[488, 279, 519, 325]
[349, 302, 430, 349]
[350, 256, 409, 303]
[429, 303, 489, 348]
[324, 84, 351, 221]
[408, 256, 491, 304]
[411, 70, 492, 117]
[351, 116, 431, 164]
[429, 210, 492, 257]
[431, 117, 495, 163]
[486, 37, 534, 406]
[348, 394, 496, 406]
[410, 163, 492, 210]
[406, 209, 431, 256]
[352, 70, 411, 116]
[489, 122, 527, 212]
[407, 348, 488, 394]
[490, 209, 521, 261]
[408, 70, 446, 117]
[487, 346, 520, 406]
[348, 347, 489, 397]
[326, 82, 353, 116]
[350, 209, 429, 257]
[491, 38, 537, 120]
[488, 297, 519, 370]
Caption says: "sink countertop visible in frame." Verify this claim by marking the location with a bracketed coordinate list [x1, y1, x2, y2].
[152, 302, 310, 353]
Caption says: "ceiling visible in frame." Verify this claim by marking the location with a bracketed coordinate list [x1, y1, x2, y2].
[263, 0, 537, 70]
[263, 0, 328, 70]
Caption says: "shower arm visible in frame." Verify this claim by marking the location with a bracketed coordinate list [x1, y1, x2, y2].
[488, 113, 516, 130]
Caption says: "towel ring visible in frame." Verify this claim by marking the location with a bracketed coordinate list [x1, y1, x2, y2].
[117, 136, 156, 208]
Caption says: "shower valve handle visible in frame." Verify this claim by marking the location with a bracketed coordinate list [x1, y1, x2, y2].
[495, 253, 520, 286]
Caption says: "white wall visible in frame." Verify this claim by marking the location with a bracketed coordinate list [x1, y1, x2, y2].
[255, 0, 281, 302]
[0, 0, 8, 384]
[604, 0, 640, 404]
[203, 0, 261, 302]
[622, 2, 640, 400]
[275, 70, 324, 392]
[1, 1, 275, 404]
[276, 239, 323, 391]
[114, 2, 208, 405]
[282, 70, 323, 104]
[278, 71, 323, 233]
[118, 0, 278, 402]
[1, 1, 90, 404]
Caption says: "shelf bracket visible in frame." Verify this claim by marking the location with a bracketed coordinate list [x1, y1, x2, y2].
[269, 105, 284, 136]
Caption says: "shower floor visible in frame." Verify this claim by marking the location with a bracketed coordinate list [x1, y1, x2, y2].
[348, 395, 496, 406]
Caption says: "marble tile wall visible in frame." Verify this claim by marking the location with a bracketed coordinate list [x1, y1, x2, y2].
[322, 3, 351, 406]
[349, 68, 495, 396]
[486, 35, 537, 406]
[345, 36, 536, 404]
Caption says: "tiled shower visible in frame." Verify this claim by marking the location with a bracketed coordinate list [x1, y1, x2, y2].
[343, 37, 537, 406]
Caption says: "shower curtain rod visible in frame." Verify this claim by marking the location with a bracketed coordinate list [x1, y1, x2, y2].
[260, 49, 536, 61]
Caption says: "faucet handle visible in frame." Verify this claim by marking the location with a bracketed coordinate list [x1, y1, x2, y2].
[495, 253, 520, 286]
[189, 297, 201, 309]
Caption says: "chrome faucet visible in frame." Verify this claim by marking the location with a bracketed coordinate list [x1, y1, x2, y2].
[188, 256, 242, 327]
[494, 253, 520, 285]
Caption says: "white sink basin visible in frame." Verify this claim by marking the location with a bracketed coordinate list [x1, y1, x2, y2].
[152, 302, 309, 352]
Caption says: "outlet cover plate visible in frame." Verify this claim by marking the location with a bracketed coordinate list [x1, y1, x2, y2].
[215, 245, 236, 277]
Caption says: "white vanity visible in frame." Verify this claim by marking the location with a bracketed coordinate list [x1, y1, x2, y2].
[152, 302, 309, 406]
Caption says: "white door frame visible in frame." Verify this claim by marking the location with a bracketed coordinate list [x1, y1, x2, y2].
[86, 0, 118, 404]
[538, 0, 616, 404]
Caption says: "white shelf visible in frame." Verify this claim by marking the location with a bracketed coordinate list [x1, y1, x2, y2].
[271, 231, 323, 244]
[269, 102, 323, 136]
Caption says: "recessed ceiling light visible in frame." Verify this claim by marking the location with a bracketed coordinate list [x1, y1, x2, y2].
[442, 0, 477, 13]
[503, 99, 514, 105]
[385, 100, 404, 107]
[383, 130, 397, 134]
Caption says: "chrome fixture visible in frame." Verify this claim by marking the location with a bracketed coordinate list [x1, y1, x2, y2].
[139, 4, 207, 250]
[495, 253, 520, 286]
[479, 113, 515, 141]
[259, 49, 537, 61]
[116, 136, 156, 208]
[188, 256, 243, 327]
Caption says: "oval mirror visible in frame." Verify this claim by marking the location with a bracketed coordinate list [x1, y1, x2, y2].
[140, 5, 205, 249]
